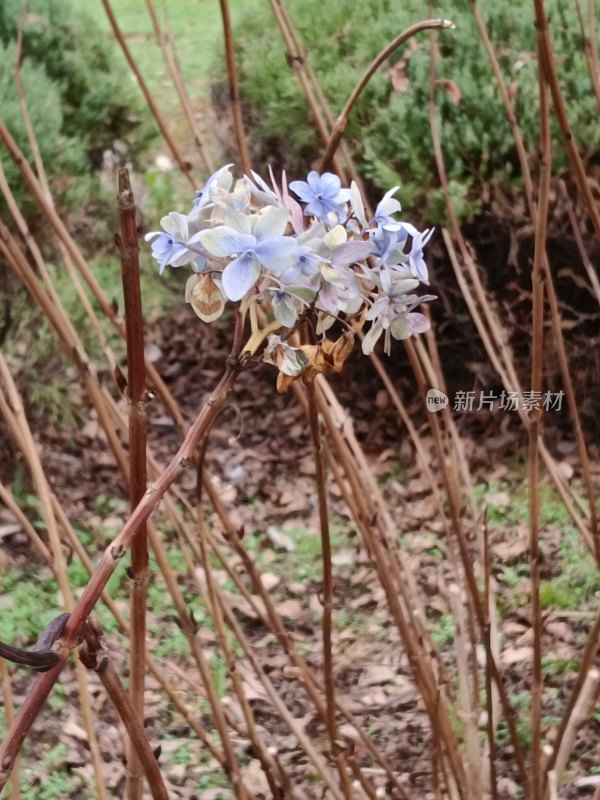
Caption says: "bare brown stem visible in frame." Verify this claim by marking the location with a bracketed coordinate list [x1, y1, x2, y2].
[308, 385, 468, 795]
[0, 210, 236, 783]
[14, 4, 46, 188]
[0, 354, 109, 800]
[545, 607, 600, 776]
[194, 472, 283, 799]
[532, 0, 600, 240]
[78, 625, 168, 800]
[574, 0, 600, 109]
[529, 9, 552, 794]
[306, 381, 352, 798]
[6, 481, 227, 772]
[0, 662, 19, 800]
[551, 668, 600, 784]
[118, 169, 149, 800]
[217, 0, 251, 174]
[468, 2, 599, 555]
[558, 180, 600, 305]
[482, 515, 498, 800]
[0, 119, 190, 435]
[267, 0, 349, 182]
[448, 585, 481, 796]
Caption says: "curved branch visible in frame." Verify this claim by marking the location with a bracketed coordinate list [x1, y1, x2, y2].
[320, 18, 454, 171]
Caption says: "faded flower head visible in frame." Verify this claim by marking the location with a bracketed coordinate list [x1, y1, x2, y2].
[146, 166, 434, 387]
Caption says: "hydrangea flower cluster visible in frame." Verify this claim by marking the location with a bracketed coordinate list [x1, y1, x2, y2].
[146, 165, 434, 384]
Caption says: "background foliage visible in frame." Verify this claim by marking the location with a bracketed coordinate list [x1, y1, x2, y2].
[231, 0, 599, 223]
[0, 0, 152, 220]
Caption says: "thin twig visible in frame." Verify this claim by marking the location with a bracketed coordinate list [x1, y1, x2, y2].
[267, 0, 349, 182]
[558, 179, 600, 305]
[0, 120, 187, 435]
[482, 513, 498, 800]
[310, 384, 468, 795]
[545, 606, 600, 776]
[320, 18, 455, 170]
[306, 380, 353, 799]
[217, 0, 251, 174]
[529, 10, 552, 794]
[0, 354, 109, 800]
[145, 0, 214, 172]
[574, 0, 600, 109]
[194, 441, 288, 798]
[448, 585, 481, 797]
[0, 661, 20, 800]
[532, 0, 600, 240]
[552, 667, 600, 784]
[468, 2, 599, 555]
[0, 225, 228, 774]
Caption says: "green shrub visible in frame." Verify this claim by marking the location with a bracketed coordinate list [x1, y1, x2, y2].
[227, 0, 598, 224]
[0, 0, 152, 220]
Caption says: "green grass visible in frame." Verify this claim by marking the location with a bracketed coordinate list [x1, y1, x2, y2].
[241, 520, 349, 584]
[21, 744, 72, 800]
[91, 0, 262, 106]
[541, 655, 580, 679]
[431, 613, 455, 648]
[0, 555, 127, 648]
[475, 480, 600, 612]
[539, 526, 600, 610]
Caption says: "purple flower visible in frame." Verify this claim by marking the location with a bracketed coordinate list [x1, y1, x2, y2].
[145, 212, 197, 275]
[372, 186, 403, 231]
[145, 234, 186, 275]
[362, 311, 431, 356]
[396, 223, 435, 283]
[289, 171, 351, 222]
[147, 164, 435, 359]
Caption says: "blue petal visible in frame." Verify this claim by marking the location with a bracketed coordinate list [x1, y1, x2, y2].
[222, 254, 261, 301]
[199, 227, 256, 257]
[255, 237, 298, 274]
[319, 172, 342, 196]
[306, 171, 323, 192]
[289, 180, 314, 204]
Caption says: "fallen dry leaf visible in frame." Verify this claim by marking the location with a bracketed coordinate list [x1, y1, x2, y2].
[501, 645, 533, 666]
[240, 759, 270, 796]
[275, 599, 303, 619]
[266, 526, 295, 552]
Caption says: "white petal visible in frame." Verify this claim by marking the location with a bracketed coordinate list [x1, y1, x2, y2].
[272, 293, 297, 328]
[362, 320, 384, 354]
[322, 224, 347, 250]
[350, 181, 367, 228]
[254, 206, 290, 239]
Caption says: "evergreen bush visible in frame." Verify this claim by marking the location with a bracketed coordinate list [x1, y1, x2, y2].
[228, 0, 598, 224]
[0, 0, 152, 221]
